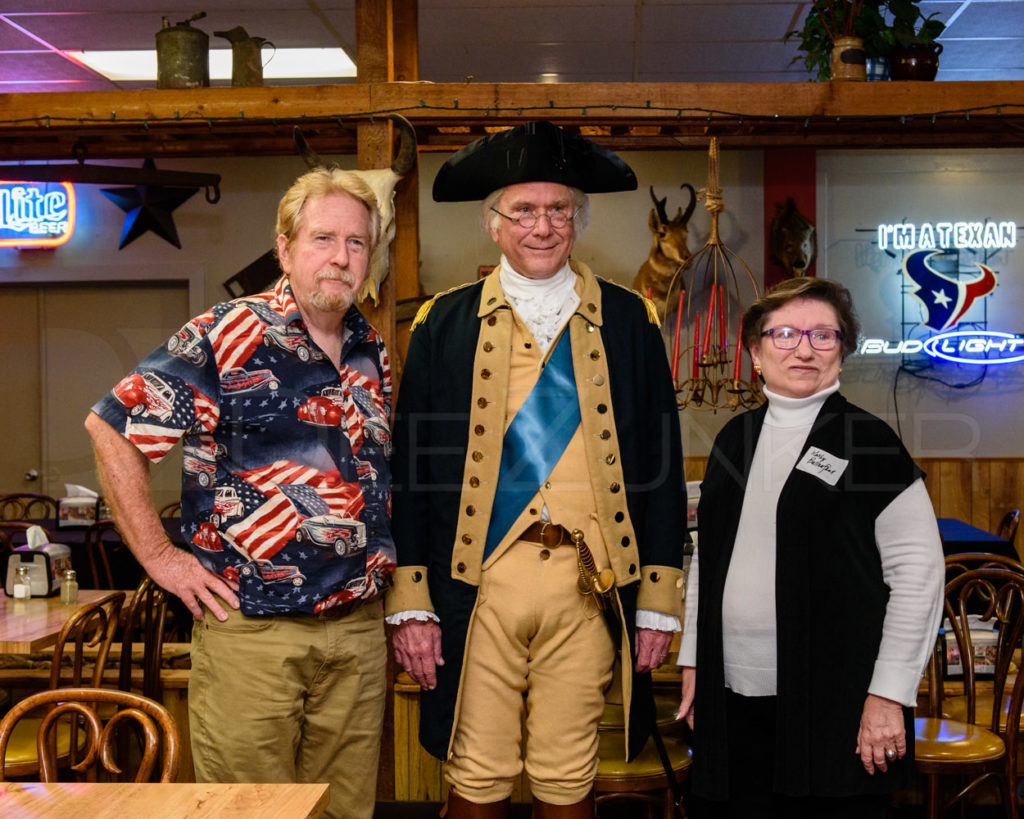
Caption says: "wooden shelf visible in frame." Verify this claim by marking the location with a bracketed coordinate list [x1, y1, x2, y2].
[2, 81, 1024, 160]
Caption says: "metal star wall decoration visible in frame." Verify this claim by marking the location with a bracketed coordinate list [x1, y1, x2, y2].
[101, 159, 199, 249]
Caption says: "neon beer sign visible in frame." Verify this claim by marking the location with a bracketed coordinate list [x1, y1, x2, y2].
[858, 240, 1021, 367]
[877, 221, 1017, 252]
[0, 181, 76, 248]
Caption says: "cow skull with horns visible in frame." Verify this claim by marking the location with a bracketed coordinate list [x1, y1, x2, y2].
[294, 115, 418, 305]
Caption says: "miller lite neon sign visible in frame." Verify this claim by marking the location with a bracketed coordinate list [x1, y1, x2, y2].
[0, 181, 76, 248]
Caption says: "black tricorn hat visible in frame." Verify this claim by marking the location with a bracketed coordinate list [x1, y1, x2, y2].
[432, 121, 638, 202]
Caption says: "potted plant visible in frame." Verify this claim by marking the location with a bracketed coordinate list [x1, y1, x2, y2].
[888, 0, 945, 79]
[785, 1, 889, 81]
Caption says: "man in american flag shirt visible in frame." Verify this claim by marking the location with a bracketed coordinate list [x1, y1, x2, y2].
[85, 168, 395, 819]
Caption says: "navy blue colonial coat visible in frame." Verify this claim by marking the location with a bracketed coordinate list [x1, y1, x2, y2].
[387, 262, 685, 762]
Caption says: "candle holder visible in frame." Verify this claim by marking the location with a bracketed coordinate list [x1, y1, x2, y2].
[662, 138, 763, 412]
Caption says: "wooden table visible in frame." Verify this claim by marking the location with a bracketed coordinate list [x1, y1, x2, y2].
[0, 589, 121, 653]
[0, 781, 330, 818]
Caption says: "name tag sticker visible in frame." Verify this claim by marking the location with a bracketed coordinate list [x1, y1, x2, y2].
[796, 446, 848, 486]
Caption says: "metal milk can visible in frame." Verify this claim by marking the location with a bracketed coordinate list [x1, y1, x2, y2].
[156, 12, 210, 89]
[215, 26, 273, 87]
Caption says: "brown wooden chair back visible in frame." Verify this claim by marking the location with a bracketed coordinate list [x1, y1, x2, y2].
[118, 576, 169, 701]
[916, 567, 1024, 818]
[157, 501, 181, 518]
[52, 591, 127, 690]
[0, 688, 179, 782]
[998, 509, 1021, 549]
[0, 592, 126, 779]
[0, 493, 58, 524]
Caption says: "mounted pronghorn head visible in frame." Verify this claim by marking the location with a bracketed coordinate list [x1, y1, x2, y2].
[633, 182, 698, 318]
[649, 183, 697, 266]
[294, 115, 418, 305]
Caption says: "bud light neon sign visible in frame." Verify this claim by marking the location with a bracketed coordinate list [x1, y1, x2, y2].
[857, 248, 1020, 367]
[859, 331, 1024, 365]
[0, 180, 76, 248]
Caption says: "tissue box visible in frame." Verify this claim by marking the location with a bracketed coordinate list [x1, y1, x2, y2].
[4, 543, 72, 597]
[942, 617, 997, 677]
[58, 496, 101, 529]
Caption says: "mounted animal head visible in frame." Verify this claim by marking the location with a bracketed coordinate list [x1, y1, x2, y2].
[633, 183, 697, 318]
[648, 183, 697, 266]
[770, 198, 816, 278]
[294, 115, 417, 305]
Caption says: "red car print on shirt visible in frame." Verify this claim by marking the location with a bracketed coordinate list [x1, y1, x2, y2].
[220, 367, 280, 394]
[297, 386, 345, 427]
[192, 522, 223, 552]
[113, 371, 176, 422]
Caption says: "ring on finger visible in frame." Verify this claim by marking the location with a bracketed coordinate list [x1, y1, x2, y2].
[884, 748, 897, 761]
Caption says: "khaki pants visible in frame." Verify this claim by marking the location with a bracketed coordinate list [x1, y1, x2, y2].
[189, 600, 386, 819]
[446, 540, 617, 804]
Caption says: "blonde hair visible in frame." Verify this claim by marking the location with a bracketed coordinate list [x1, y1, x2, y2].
[275, 168, 381, 257]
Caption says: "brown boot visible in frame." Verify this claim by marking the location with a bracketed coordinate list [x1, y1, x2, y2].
[531, 791, 596, 818]
[442, 789, 511, 818]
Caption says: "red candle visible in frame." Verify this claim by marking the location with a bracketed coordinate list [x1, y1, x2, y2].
[670, 290, 685, 382]
[702, 288, 714, 355]
[693, 312, 700, 379]
[718, 285, 726, 351]
[733, 318, 743, 381]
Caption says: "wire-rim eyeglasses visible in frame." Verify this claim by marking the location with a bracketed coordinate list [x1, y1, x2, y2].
[489, 206, 581, 230]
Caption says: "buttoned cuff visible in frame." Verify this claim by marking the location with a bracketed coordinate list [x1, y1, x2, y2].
[636, 564, 684, 617]
[384, 565, 434, 616]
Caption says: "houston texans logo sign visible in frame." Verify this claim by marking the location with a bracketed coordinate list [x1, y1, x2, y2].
[903, 249, 997, 331]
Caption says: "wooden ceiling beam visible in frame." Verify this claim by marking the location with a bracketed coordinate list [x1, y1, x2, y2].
[2, 81, 1024, 160]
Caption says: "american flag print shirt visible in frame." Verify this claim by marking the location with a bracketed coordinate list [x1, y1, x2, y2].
[92, 278, 396, 615]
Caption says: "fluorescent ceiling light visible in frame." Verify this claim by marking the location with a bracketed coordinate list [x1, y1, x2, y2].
[64, 48, 356, 81]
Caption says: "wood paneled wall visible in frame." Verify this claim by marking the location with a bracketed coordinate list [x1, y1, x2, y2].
[918, 458, 1024, 533]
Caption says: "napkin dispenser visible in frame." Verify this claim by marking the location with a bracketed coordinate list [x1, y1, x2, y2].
[4, 543, 73, 598]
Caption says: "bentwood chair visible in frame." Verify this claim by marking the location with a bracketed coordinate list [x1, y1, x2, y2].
[117, 576, 170, 702]
[0, 592, 126, 779]
[998, 509, 1021, 557]
[0, 493, 58, 526]
[915, 568, 1024, 819]
[157, 501, 181, 519]
[594, 692, 692, 818]
[0, 688, 179, 782]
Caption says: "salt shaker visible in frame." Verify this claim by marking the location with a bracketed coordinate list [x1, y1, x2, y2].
[13, 565, 31, 599]
[61, 569, 78, 605]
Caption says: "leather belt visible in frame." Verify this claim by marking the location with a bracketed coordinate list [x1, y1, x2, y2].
[518, 522, 572, 548]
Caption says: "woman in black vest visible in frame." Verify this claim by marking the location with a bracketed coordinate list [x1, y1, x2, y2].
[677, 278, 944, 818]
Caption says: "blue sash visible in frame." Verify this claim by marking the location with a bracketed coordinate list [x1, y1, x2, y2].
[483, 330, 581, 561]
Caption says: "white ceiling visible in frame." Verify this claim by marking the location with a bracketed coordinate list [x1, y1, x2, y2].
[0, 0, 1021, 94]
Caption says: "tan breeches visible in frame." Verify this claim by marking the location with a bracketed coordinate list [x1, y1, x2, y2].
[445, 539, 617, 805]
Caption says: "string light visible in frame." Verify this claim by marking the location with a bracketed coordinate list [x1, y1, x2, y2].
[0, 100, 1019, 131]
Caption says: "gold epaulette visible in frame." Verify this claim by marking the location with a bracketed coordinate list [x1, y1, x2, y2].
[410, 280, 478, 332]
[603, 278, 662, 328]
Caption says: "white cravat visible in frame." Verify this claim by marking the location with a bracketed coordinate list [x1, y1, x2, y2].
[497, 256, 579, 353]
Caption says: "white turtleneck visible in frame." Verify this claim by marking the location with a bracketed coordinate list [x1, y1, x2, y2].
[497, 255, 579, 353]
[679, 383, 943, 707]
